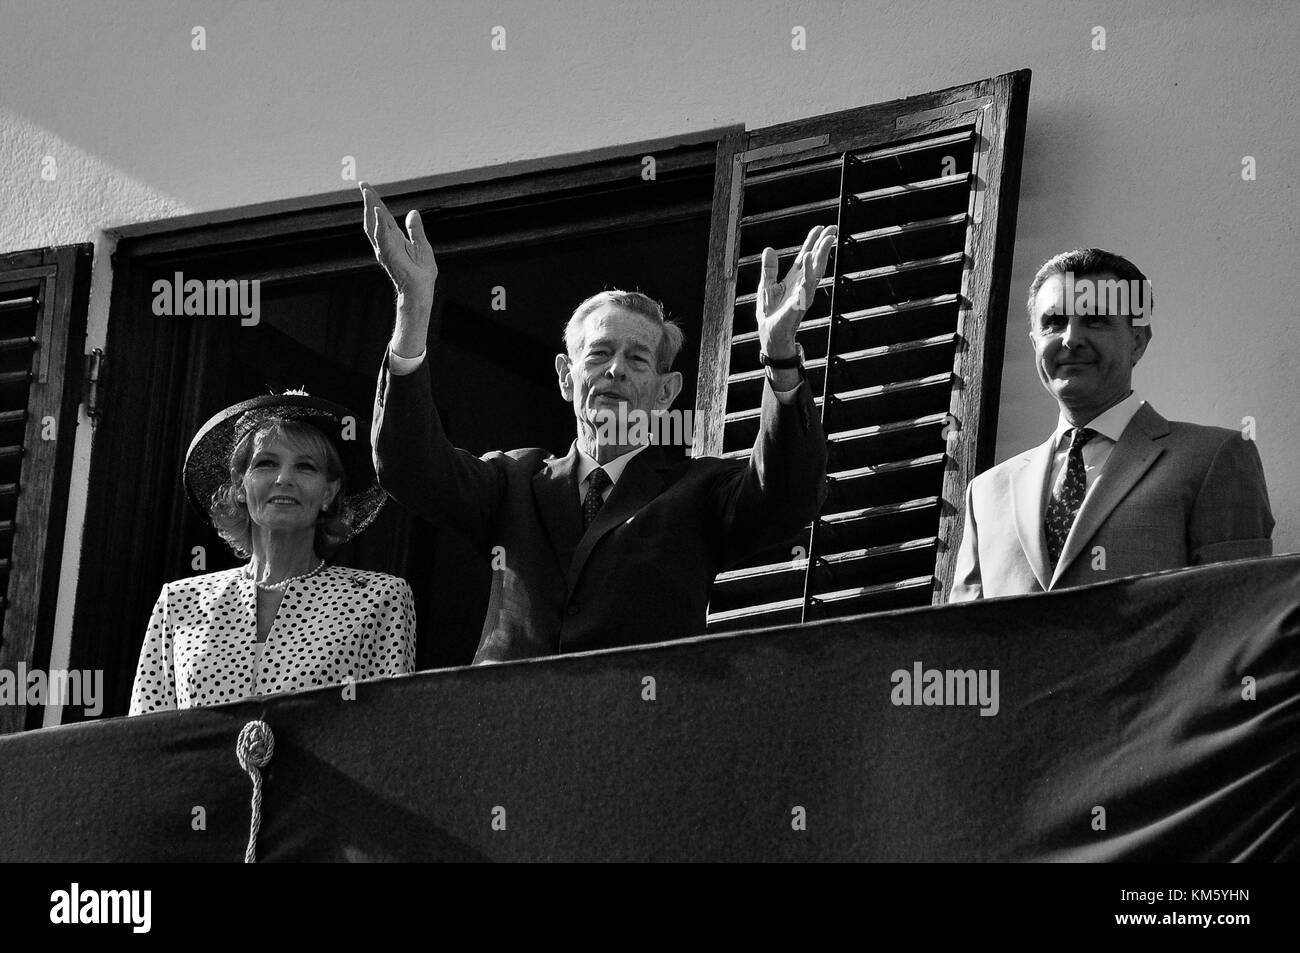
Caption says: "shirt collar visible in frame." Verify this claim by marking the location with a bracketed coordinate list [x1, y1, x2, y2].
[576, 442, 651, 487]
[1053, 390, 1145, 448]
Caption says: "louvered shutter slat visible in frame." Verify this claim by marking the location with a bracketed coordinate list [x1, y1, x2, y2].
[0, 245, 93, 734]
[0, 288, 40, 639]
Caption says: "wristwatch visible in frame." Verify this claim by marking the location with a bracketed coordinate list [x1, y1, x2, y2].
[759, 343, 806, 369]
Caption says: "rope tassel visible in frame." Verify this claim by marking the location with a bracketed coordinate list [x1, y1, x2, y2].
[235, 720, 275, 863]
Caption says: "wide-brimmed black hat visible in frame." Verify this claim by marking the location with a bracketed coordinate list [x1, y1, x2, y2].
[183, 391, 386, 540]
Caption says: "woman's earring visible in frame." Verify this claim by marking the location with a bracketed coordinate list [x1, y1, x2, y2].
[237, 492, 246, 503]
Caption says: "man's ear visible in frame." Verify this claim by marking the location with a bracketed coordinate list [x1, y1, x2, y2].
[656, 371, 684, 409]
[1131, 324, 1151, 364]
[555, 353, 575, 400]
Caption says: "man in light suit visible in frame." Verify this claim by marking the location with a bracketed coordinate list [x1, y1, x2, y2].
[360, 183, 833, 661]
[950, 248, 1273, 601]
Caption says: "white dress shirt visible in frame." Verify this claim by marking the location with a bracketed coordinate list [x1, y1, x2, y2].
[389, 348, 429, 375]
[1047, 390, 1145, 501]
[576, 443, 649, 505]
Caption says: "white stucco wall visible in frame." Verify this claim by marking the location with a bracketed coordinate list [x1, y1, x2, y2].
[2, 0, 1297, 716]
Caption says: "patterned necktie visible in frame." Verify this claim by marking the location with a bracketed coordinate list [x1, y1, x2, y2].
[582, 467, 611, 529]
[1044, 427, 1097, 567]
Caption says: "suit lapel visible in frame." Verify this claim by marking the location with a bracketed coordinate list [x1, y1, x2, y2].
[1010, 436, 1057, 592]
[532, 444, 583, 576]
[1050, 402, 1170, 586]
[565, 446, 668, 594]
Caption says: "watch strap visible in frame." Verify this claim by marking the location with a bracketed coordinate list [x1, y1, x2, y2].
[759, 344, 805, 369]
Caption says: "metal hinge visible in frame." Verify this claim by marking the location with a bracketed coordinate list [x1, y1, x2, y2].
[84, 348, 105, 427]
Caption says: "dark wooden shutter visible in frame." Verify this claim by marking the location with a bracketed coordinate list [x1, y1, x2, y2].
[696, 71, 1030, 631]
[0, 245, 92, 733]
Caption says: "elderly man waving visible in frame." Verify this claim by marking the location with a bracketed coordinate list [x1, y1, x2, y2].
[362, 183, 832, 662]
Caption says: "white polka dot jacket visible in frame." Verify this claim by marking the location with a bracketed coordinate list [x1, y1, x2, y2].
[128, 566, 416, 714]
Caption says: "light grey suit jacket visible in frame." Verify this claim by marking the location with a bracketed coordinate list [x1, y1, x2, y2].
[949, 402, 1274, 600]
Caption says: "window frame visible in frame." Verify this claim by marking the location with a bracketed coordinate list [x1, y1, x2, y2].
[60, 71, 1030, 724]
[66, 128, 734, 722]
[0, 244, 93, 734]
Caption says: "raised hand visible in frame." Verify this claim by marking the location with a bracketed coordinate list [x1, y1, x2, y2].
[756, 224, 837, 358]
[360, 181, 437, 306]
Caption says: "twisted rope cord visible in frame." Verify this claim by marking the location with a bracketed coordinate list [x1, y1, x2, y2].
[235, 720, 275, 863]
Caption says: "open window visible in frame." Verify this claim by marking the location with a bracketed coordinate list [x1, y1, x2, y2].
[67, 70, 1028, 722]
[70, 134, 722, 719]
[0, 244, 92, 733]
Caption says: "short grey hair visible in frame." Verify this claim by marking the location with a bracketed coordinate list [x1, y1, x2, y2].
[563, 290, 685, 373]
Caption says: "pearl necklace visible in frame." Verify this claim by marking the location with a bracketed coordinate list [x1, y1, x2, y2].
[244, 559, 326, 592]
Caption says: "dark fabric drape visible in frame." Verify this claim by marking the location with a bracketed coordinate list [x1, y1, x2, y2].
[68, 266, 230, 722]
[23, 554, 1298, 862]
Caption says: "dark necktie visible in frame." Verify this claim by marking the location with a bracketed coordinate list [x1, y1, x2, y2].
[582, 467, 611, 529]
[1044, 427, 1097, 567]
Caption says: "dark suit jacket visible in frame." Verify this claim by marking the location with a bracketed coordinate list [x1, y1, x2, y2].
[950, 401, 1274, 600]
[373, 358, 827, 662]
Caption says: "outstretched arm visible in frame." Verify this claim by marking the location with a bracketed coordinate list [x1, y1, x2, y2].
[361, 181, 438, 361]
[756, 224, 837, 394]
[719, 226, 836, 561]
[363, 183, 505, 536]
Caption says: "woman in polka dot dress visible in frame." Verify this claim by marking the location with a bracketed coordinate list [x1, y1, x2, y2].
[129, 393, 416, 714]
